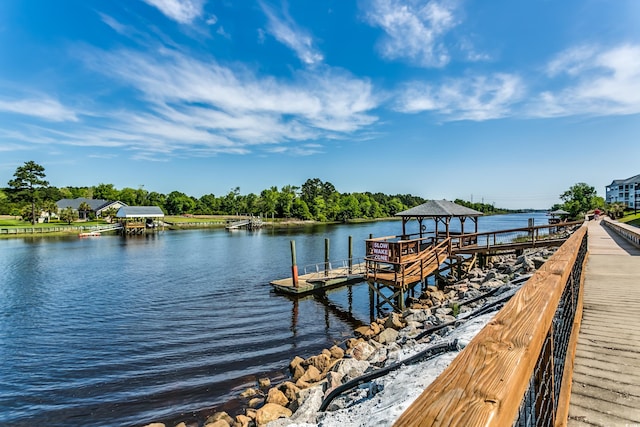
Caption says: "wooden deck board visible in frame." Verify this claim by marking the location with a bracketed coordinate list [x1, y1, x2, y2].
[568, 220, 640, 426]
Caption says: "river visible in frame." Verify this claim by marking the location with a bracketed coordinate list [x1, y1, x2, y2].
[0, 212, 549, 426]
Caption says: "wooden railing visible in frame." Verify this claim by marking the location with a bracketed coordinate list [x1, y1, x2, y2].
[450, 220, 583, 253]
[395, 224, 588, 427]
[602, 217, 640, 248]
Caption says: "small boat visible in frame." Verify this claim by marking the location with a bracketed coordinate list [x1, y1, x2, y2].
[79, 231, 101, 238]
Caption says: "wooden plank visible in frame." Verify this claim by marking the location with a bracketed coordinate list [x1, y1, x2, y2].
[394, 227, 586, 427]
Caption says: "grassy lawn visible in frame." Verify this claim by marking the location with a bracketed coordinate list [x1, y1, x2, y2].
[619, 212, 640, 227]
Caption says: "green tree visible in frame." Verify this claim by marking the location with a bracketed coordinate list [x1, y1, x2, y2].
[165, 191, 195, 215]
[103, 206, 118, 223]
[42, 199, 59, 222]
[60, 206, 78, 224]
[93, 183, 119, 201]
[291, 198, 312, 220]
[259, 187, 278, 219]
[78, 201, 91, 220]
[559, 183, 600, 219]
[7, 160, 49, 225]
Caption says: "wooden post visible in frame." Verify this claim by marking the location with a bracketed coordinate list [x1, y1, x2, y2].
[348, 235, 353, 274]
[324, 238, 330, 277]
[290, 240, 299, 288]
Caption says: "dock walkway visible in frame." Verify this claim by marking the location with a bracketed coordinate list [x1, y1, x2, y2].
[568, 220, 640, 425]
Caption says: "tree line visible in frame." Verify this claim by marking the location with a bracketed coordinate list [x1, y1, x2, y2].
[1, 161, 436, 223]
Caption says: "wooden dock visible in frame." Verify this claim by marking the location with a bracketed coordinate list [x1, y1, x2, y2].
[270, 262, 366, 295]
[568, 219, 640, 425]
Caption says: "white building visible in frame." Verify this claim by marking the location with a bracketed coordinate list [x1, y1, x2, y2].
[606, 174, 640, 208]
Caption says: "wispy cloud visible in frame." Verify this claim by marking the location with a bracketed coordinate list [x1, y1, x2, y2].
[260, 1, 324, 65]
[50, 46, 379, 159]
[0, 97, 78, 122]
[395, 73, 524, 121]
[142, 0, 205, 24]
[362, 0, 459, 67]
[531, 44, 640, 117]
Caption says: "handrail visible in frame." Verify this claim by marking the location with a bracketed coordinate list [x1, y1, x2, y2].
[394, 224, 588, 426]
[601, 217, 640, 248]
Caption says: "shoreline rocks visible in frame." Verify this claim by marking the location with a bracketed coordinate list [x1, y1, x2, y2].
[143, 247, 557, 427]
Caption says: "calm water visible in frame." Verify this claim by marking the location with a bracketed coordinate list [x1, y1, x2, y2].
[0, 212, 549, 426]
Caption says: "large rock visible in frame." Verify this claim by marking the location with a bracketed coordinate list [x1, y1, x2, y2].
[291, 363, 305, 382]
[204, 421, 229, 427]
[403, 308, 431, 323]
[331, 358, 370, 381]
[428, 290, 446, 304]
[266, 387, 289, 407]
[205, 412, 233, 426]
[384, 312, 405, 330]
[248, 397, 264, 409]
[354, 325, 374, 338]
[278, 381, 301, 402]
[346, 337, 362, 349]
[329, 345, 344, 360]
[295, 365, 321, 388]
[255, 403, 292, 426]
[376, 327, 399, 344]
[142, 424, 165, 427]
[234, 414, 252, 427]
[348, 340, 376, 361]
[289, 356, 304, 373]
[305, 354, 331, 373]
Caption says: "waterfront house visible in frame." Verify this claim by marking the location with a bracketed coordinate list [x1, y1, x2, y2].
[605, 174, 640, 209]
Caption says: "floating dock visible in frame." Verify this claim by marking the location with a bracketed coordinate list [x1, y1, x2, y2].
[270, 262, 366, 295]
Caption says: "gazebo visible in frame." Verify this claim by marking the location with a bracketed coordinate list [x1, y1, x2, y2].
[395, 199, 484, 241]
[548, 209, 570, 224]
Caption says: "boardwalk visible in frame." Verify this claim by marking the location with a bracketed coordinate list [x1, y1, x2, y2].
[568, 220, 640, 426]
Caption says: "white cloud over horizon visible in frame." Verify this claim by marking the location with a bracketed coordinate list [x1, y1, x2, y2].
[395, 73, 524, 121]
[0, 97, 79, 122]
[530, 44, 640, 117]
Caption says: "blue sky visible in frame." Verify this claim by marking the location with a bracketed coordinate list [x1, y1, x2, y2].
[1, 0, 639, 209]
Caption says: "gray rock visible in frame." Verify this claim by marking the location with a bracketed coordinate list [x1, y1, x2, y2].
[376, 327, 399, 344]
[330, 358, 370, 381]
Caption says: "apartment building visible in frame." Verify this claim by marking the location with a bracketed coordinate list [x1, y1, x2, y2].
[606, 174, 640, 208]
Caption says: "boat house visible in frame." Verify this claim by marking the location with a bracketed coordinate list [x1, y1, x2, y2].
[116, 206, 165, 234]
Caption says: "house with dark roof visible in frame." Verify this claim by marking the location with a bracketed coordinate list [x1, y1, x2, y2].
[56, 198, 127, 219]
[606, 174, 640, 208]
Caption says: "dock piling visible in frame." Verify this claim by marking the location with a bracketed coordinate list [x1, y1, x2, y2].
[290, 240, 299, 288]
[348, 235, 353, 274]
[324, 238, 330, 277]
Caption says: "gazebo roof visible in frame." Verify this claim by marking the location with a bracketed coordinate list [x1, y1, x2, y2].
[116, 206, 164, 218]
[549, 209, 570, 215]
[396, 199, 484, 218]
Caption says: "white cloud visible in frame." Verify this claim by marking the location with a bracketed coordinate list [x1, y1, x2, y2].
[63, 47, 380, 159]
[206, 15, 217, 25]
[531, 44, 640, 117]
[260, 1, 324, 65]
[0, 97, 78, 122]
[142, 0, 204, 24]
[362, 0, 459, 67]
[395, 73, 524, 121]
